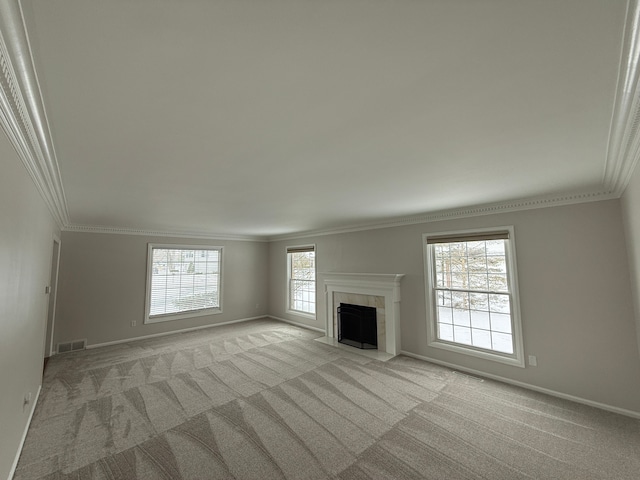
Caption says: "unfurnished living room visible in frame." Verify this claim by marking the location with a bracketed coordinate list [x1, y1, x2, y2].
[2, 1, 640, 479]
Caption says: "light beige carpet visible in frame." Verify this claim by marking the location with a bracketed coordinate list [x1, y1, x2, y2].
[14, 318, 640, 479]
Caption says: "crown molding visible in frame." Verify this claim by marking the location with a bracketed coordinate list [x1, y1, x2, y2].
[604, 0, 640, 195]
[268, 189, 617, 241]
[62, 223, 270, 243]
[0, 0, 69, 228]
[63, 189, 617, 243]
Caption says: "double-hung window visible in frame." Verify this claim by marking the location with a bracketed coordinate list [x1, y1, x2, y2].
[145, 244, 222, 324]
[424, 227, 524, 367]
[287, 245, 316, 316]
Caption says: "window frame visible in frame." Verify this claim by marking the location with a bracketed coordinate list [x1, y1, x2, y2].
[286, 244, 316, 319]
[144, 243, 223, 324]
[423, 226, 525, 368]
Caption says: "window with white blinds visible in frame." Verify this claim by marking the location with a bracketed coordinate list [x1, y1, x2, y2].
[145, 244, 222, 324]
[287, 245, 316, 316]
[423, 227, 525, 367]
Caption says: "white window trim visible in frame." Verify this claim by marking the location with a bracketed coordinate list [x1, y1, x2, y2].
[423, 226, 525, 368]
[286, 244, 316, 319]
[144, 243, 223, 324]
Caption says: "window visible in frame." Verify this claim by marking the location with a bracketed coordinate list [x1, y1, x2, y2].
[423, 227, 524, 367]
[287, 245, 316, 316]
[145, 244, 222, 324]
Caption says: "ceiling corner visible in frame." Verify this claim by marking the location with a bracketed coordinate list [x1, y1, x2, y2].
[0, 0, 69, 228]
[604, 0, 640, 196]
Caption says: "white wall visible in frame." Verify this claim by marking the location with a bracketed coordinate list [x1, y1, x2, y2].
[269, 200, 640, 414]
[621, 160, 640, 357]
[54, 232, 269, 347]
[0, 129, 60, 479]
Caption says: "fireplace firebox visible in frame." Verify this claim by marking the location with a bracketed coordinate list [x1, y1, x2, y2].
[337, 303, 377, 349]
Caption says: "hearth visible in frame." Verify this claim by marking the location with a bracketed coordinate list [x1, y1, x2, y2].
[337, 303, 377, 349]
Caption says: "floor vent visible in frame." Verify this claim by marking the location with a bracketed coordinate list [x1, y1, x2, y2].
[57, 339, 87, 354]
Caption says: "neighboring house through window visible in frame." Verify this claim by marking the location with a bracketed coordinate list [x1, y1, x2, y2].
[287, 245, 316, 316]
[145, 244, 222, 324]
[423, 227, 524, 367]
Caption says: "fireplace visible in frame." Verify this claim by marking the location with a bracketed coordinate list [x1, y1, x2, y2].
[338, 303, 377, 349]
[319, 273, 405, 358]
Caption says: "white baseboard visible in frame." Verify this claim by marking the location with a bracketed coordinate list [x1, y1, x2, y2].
[399, 350, 640, 420]
[86, 316, 268, 349]
[268, 315, 325, 333]
[8, 385, 41, 480]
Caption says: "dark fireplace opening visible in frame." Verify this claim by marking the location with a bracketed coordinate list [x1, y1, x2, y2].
[337, 303, 377, 349]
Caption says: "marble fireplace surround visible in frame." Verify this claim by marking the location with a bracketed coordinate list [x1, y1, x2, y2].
[318, 273, 404, 360]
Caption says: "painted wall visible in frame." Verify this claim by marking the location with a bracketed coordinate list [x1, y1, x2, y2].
[621, 160, 640, 357]
[269, 200, 640, 414]
[54, 232, 269, 347]
[0, 130, 60, 479]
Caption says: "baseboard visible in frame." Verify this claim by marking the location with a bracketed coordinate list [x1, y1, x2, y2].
[86, 316, 269, 349]
[8, 385, 41, 480]
[399, 350, 640, 420]
[268, 315, 325, 333]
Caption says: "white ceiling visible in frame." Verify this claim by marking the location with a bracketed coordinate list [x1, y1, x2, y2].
[17, 0, 631, 238]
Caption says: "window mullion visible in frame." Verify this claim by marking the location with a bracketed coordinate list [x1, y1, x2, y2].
[425, 229, 523, 366]
[436, 287, 506, 296]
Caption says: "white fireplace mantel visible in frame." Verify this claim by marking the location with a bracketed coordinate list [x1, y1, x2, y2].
[322, 273, 404, 357]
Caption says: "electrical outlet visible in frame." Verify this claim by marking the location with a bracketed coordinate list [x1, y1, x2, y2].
[131, 320, 136, 327]
[528, 355, 537, 367]
[255, 303, 259, 310]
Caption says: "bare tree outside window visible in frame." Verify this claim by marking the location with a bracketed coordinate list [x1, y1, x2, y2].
[288, 248, 315, 314]
[432, 238, 513, 353]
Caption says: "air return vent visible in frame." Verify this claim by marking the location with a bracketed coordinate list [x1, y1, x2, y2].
[57, 339, 87, 354]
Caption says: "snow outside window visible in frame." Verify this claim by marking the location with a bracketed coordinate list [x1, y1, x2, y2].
[424, 227, 524, 367]
[287, 246, 316, 316]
